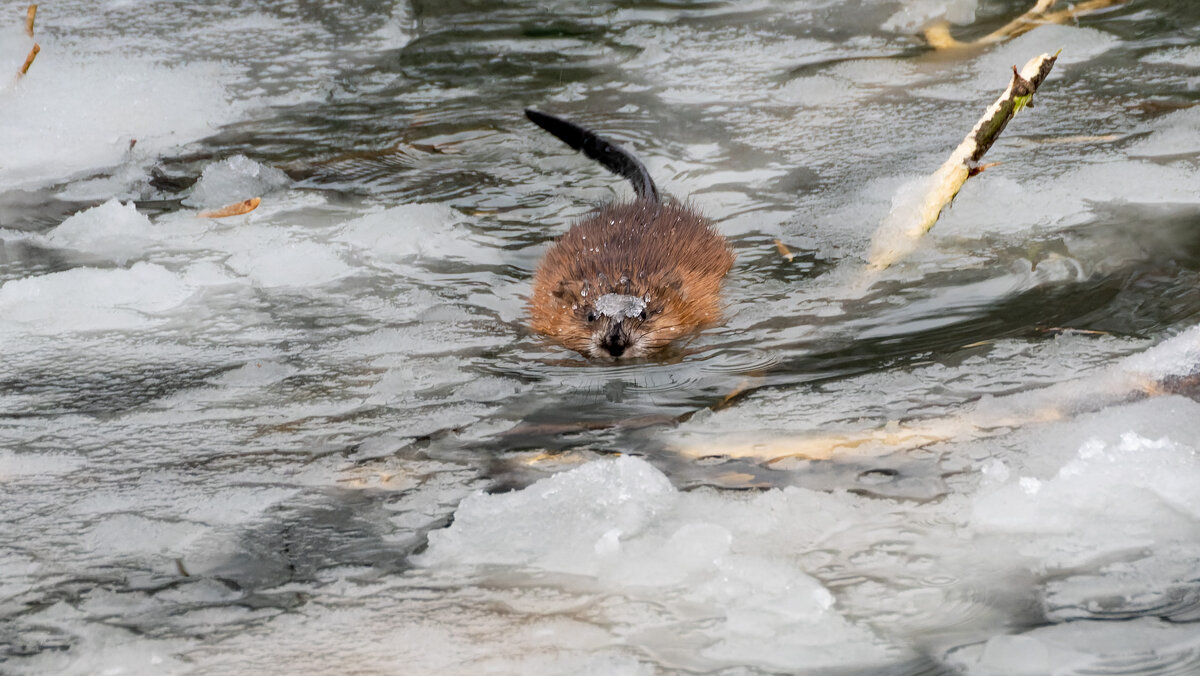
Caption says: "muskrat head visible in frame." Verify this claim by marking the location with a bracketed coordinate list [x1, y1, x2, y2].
[537, 275, 702, 361]
[582, 292, 650, 359]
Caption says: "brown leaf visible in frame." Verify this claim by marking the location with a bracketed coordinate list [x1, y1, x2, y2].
[198, 197, 261, 218]
[773, 238, 795, 262]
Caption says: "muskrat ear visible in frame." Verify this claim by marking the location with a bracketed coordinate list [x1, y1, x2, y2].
[662, 272, 686, 299]
[552, 279, 584, 301]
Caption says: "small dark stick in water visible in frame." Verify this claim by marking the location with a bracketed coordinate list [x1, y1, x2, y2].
[525, 109, 734, 360]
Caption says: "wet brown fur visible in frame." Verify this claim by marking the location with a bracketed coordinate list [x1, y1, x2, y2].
[529, 200, 734, 359]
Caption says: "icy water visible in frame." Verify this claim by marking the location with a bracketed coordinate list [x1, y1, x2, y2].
[2, 0, 1200, 673]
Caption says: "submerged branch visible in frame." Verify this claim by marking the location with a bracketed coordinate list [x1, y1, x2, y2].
[671, 359, 1200, 464]
[925, 0, 1128, 50]
[865, 51, 1058, 271]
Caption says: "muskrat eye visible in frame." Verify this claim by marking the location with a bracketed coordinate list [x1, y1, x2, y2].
[586, 311, 598, 322]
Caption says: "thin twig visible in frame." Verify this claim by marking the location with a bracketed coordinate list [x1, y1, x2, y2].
[17, 43, 39, 78]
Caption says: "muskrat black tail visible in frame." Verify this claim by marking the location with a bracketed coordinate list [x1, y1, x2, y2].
[524, 109, 660, 203]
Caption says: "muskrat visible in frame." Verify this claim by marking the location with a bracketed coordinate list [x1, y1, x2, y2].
[525, 109, 734, 360]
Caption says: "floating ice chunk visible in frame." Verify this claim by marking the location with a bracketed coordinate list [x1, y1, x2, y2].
[418, 456, 675, 574]
[0, 450, 86, 478]
[593, 528, 623, 556]
[928, 174, 1033, 236]
[0, 49, 237, 191]
[883, 0, 978, 32]
[185, 155, 292, 209]
[775, 74, 859, 107]
[454, 376, 524, 403]
[975, 25, 1118, 76]
[225, 241, 354, 288]
[139, 354, 297, 413]
[183, 260, 239, 286]
[1043, 540, 1200, 623]
[1017, 476, 1041, 495]
[948, 618, 1200, 675]
[970, 633, 1074, 675]
[979, 458, 1010, 484]
[54, 161, 152, 202]
[972, 415, 1200, 546]
[211, 360, 298, 388]
[832, 58, 922, 89]
[43, 199, 156, 264]
[1142, 45, 1200, 67]
[0, 25, 34, 71]
[0, 262, 196, 333]
[13, 621, 193, 676]
[418, 456, 890, 671]
[1121, 323, 1200, 380]
[84, 513, 209, 559]
[368, 2, 415, 50]
[336, 204, 460, 255]
[334, 203, 502, 263]
[1034, 162, 1200, 227]
[1129, 107, 1200, 158]
[1130, 124, 1200, 158]
[600, 521, 735, 587]
[865, 173, 939, 265]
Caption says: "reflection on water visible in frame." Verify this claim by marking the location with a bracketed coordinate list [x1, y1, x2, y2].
[3, 0, 1200, 673]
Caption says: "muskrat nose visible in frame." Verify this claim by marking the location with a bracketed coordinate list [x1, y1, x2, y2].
[602, 327, 628, 357]
[602, 339, 627, 358]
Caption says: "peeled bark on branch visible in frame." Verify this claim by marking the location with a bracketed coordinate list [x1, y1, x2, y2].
[865, 51, 1058, 271]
